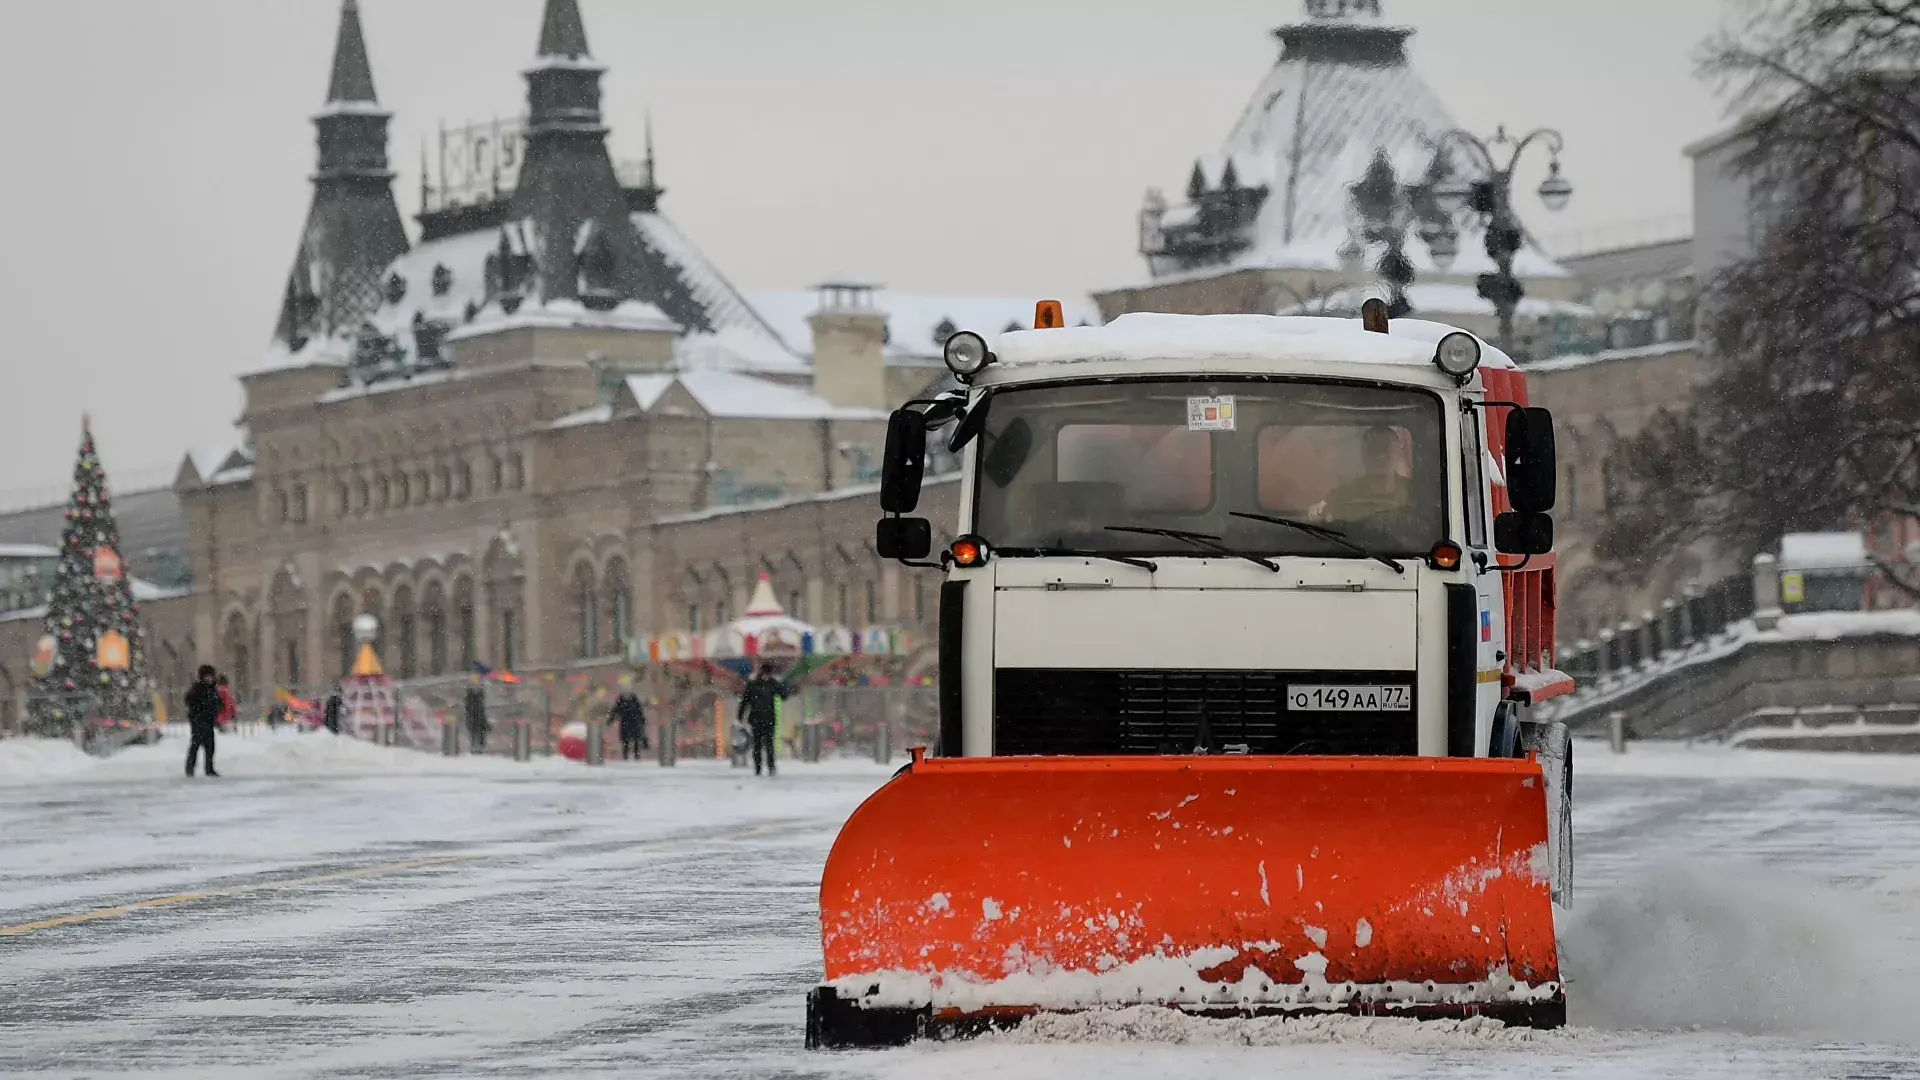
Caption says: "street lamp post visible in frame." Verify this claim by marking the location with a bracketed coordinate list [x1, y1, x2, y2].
[1428, 126, 1573, 354]
[1343, 151, 1470, 321]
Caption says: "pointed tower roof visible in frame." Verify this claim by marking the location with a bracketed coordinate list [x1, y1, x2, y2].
[271, 0, 410, 355]
[537, 0, 592, 59]
[510, 0, 716, 332]
[325, 0, 379, 105]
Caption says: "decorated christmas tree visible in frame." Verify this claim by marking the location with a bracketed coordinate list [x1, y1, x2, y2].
[26, 419, 151, 737]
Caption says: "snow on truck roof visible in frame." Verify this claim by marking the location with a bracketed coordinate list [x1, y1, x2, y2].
[988, 313, 1515, 376]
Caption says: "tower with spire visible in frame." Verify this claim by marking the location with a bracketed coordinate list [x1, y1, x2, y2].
[273, 0, 410, 355]
[509, 0, 712, 330]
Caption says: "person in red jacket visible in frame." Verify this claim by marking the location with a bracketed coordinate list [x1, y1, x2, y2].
[215, 675, 238, 730]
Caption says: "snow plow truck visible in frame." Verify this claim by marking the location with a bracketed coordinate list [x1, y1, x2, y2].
[807, 301, 1575, 1048]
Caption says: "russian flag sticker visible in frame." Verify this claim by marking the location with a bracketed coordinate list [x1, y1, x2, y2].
[1480, 610, 1493, 642]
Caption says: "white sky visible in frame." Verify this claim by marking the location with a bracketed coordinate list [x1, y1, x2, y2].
[0, 0, 1734, 503]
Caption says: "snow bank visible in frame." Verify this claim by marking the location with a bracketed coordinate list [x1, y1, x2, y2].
[1561, 861, 1920, 1044]
[0, 729, 578, 784]
[1574, 738, 1920, 789]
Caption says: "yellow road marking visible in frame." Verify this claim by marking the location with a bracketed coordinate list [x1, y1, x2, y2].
[2, 818, 817, 937]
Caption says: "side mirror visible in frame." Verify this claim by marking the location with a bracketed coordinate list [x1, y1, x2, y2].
[880, 409, 927, 514]
[1504, 406, 1557, 513]
[1494, 511, 1554, 555]
[981, 417, 1034, 489]
[876, 517, 933, 561]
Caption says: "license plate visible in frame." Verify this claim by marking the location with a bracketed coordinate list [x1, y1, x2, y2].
[1287, 684, 1412, 711]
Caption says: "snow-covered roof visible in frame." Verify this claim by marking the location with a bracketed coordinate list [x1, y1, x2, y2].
[1780, 532, 1871, 572]
[1527, 340, 1694, 375]
[633, 371, 888, 422]
[1129, 17, 1568, 288]
[744, 290, 1105, 363]
[632, 212, 793, 352]
[1281, 283, 1595, 320]
[445, 297, 679, 343]
[185, 443, 249, 482]
[988, 312, 1514, 374]
[673, 324, 810, 375]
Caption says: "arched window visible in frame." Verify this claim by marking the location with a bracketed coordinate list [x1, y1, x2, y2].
[490, 456, 504, 492]
[605, 560, 631, 651]
[836, 583, 849, 624]
[454, 577, 477, 671]
[335, 481, 349, 519]
[501, 608, 519, 671]
[396, 473, 411, 508]
[457, 460, 473, 500]
[688, 604, 702, 632]
[332, 593, 355, 677]
[377, 475, 391, 511]
[292, 483, 309, 524]
[223, 612, 252, 697]
[913, 579, 925, 622]
[275, 487, 289, 523]
[355, 478, 371, 514]
[414, 469, 430, 503]
[437, 465, 453, 501]
[789, 590, 803, 619]
[509, 452, 526, 490]
[865, 581, 878, 624]
[422, 582, 448, 676]
[572, 563, 599, 659]
[391, 586, 416, 679]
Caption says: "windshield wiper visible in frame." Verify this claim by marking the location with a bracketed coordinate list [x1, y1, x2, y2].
[996, 547, 1159, 572]
[1104, 526, 1279, 572]
[1228, 511, 1406, 575]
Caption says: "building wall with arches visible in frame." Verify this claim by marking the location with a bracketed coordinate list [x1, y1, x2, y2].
[165, 316, 934, 691]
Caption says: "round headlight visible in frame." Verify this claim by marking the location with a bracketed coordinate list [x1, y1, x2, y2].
[1434, 332, 1482, 379]
[943, 331, 993, 379]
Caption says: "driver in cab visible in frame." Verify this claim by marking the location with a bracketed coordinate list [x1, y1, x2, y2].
[1308, 426, 1410, 529]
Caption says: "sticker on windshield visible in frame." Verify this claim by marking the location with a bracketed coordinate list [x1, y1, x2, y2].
[1187, 395, 1236, 431]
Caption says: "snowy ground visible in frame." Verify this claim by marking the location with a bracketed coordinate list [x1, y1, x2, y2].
[4, 731, 1920, 1078]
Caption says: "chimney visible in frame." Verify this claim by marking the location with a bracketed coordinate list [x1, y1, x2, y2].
[809, 283, 888, 409]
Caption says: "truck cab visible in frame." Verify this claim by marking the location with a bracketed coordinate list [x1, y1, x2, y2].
[880, 308, 1571, 774]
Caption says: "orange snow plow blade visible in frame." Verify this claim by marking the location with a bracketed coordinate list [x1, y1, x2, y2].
[807, 753, 1561, 1047]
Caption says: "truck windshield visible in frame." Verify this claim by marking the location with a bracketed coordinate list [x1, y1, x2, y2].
[972, 379, 1447, 558]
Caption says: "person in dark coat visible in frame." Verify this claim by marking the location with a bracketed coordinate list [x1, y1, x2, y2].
[737, 664, 790, 777]
[183, 665, 222, 778]
[606, 691, 650, 759]
[464, 679, 490, 754]
[323, 687, 344, 735]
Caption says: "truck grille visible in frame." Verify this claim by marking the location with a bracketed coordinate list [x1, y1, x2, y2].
[993, 669, 1418, 757]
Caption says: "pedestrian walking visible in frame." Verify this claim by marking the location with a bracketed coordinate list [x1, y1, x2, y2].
[464, 678, 490, 754]
[737, 664, 790, 777]
[184, 665, 222, 778]
[323, 686, 344, 735]
[606, 690, 650, 760]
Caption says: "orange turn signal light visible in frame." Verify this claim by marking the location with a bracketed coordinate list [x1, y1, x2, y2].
[1034, 299, 1064, 329]
[949, 536, 990, 568]
[1428, 540, 1464, 571]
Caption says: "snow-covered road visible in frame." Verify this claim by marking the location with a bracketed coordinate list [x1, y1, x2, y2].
[4, 732, 1920, 1078]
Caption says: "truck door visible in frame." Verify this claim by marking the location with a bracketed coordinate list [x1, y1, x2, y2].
[1460, 406, 1504, 755]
